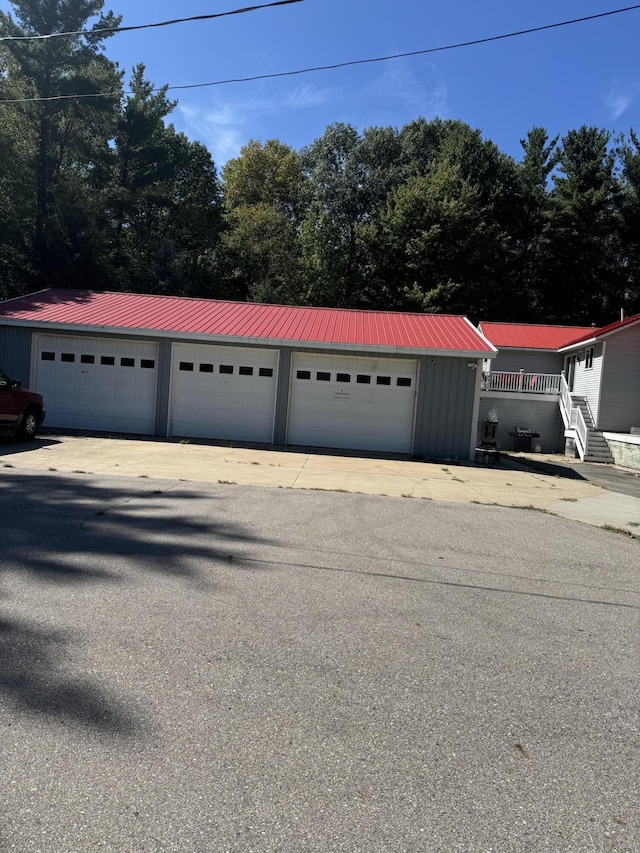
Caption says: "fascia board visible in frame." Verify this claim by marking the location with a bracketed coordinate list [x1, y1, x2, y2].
[559, 317, 640, 351]
[1, 319, 495, 359]
[464, 317, 498, 354]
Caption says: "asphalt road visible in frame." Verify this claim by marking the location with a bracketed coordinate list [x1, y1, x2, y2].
[507, 453, 640, 500]
[0, 469, 638, 852]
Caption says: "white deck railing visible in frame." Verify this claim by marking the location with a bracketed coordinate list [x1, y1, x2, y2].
[481, 370, 561, 394]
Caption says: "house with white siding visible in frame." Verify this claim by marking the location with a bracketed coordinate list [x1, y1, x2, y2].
[479, 316, 640, 468]
[559, 314, 640, 468]
[477, 322, 593, 456]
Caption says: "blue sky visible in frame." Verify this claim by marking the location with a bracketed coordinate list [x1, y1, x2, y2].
[2, 1, 640, 166]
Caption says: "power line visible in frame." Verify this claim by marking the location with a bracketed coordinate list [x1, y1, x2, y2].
[1, 4, 639, 105]
[0, 0, 303, 43]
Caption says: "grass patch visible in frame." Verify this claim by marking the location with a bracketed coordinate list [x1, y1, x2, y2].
[508, 504, 549, 512]
[218, 479, 237, 485]
[138, 474, 149, 479]
[601, 523, 636, 538]
[441, 467, 450, 473]
[3, 463, 14, 468]
[72, 469, 86, 474]
[559, 497, 578, 502]
[179, 438, 190, 445]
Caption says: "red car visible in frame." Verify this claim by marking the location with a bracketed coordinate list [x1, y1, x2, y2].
[0, 369, 46, 439]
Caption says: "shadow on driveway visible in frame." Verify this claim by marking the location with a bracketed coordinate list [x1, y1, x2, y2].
[504, 453, 640, 499]
[0, 469, 269, 737]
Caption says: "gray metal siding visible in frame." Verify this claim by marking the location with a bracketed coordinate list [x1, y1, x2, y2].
[598, 326, 640, 431]
[33, 328, 160, 344]
[0, 325, 33, 386]
[4, 324, 480, 457]
[154, 339, 173, 437]
[274, 348, 292, 445]
[491, 349, 564, 374]
[415, 357, 477, 460]
[571, 342, 604, 424]
[478, 396, 563, 452]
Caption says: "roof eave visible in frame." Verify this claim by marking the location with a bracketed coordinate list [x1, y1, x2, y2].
[0, 318, 494, 358]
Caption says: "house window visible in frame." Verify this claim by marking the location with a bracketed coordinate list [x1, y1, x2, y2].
[585, 347, 594, 370]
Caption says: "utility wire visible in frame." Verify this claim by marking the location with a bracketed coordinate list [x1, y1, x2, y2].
[0, 0, 303, 42]
[1, 4, 639, 105]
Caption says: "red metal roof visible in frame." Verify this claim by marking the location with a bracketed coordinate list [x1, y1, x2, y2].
[558, 312, 640, 349]
[0, 290, 495, 355]
[479, 321, 596, 350]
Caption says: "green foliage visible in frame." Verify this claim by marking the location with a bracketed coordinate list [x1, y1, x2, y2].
[0, 6, 638, 323]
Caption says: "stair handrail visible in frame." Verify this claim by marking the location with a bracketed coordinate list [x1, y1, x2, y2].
[559, 372, 587, 459]
[574, 406, 588, 460]
[559, 372, 572, 425]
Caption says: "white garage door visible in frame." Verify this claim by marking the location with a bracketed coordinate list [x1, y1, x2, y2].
[34, 334, 158, 434]
[287, 353, 418, 453]
[170, 343, 279, 442]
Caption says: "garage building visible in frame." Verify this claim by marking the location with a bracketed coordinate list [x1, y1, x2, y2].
[0, 290, 495, 460]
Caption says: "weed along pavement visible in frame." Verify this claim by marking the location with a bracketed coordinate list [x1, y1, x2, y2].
[0, 436, 638, 851]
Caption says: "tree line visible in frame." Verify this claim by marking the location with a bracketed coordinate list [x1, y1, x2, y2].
[1, 0, 639, 325]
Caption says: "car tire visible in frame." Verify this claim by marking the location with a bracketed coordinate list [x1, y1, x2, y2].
[17, 408, 39, 441]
